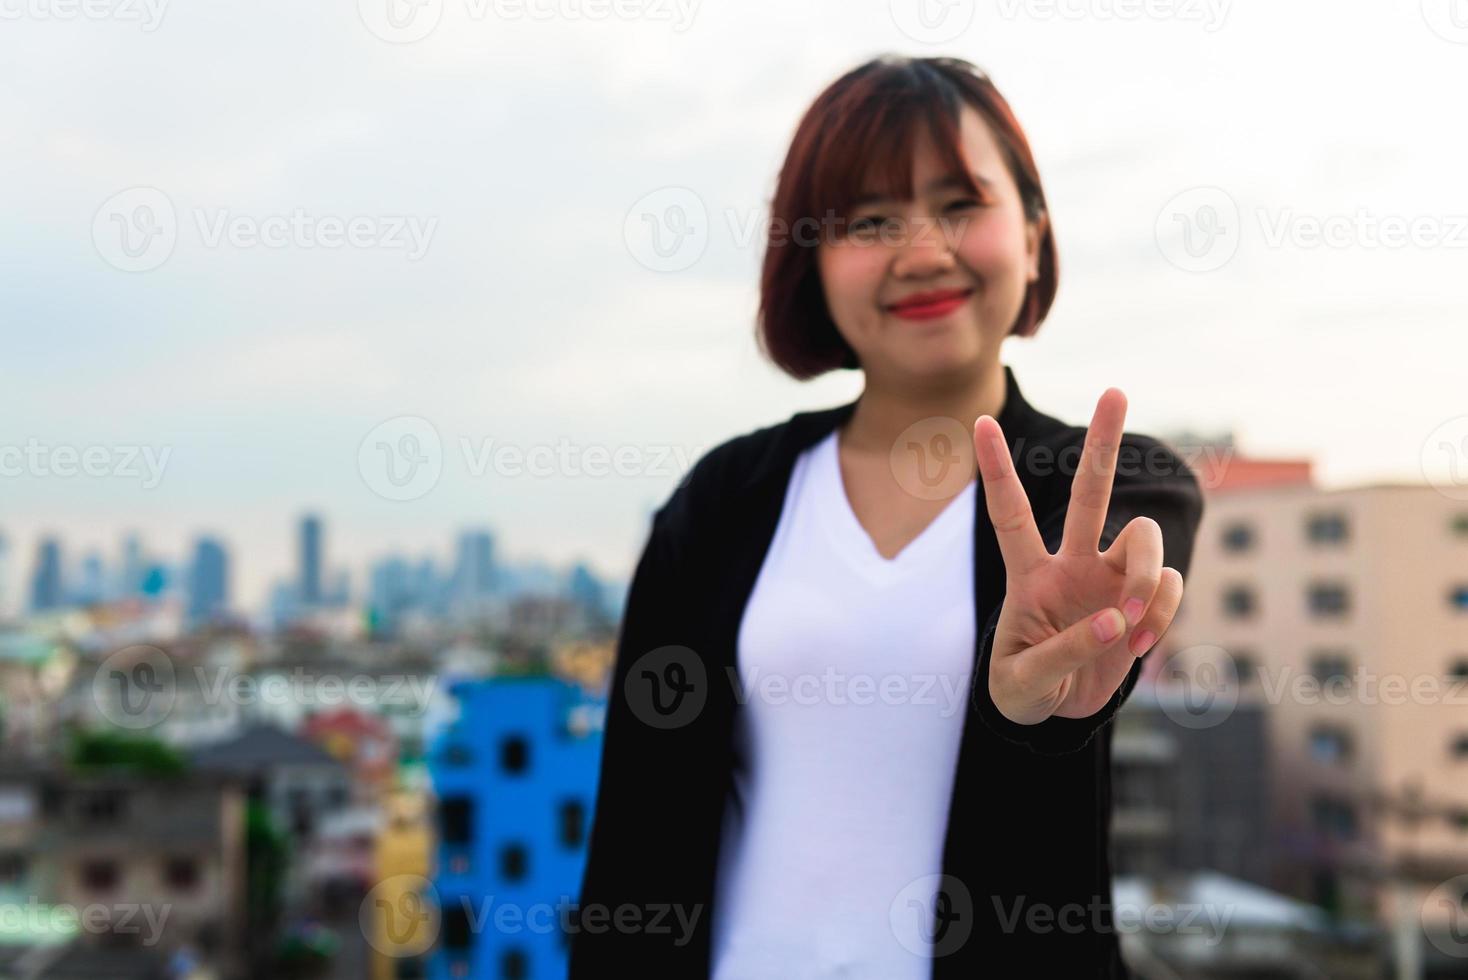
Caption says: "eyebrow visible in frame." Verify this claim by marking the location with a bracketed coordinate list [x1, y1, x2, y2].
[850, 173, 994, 208]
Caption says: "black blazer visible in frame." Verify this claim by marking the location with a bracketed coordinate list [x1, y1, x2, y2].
[569, 364, 1204, 978]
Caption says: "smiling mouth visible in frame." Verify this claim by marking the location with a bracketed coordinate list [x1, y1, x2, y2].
[886, 289, 974, 320]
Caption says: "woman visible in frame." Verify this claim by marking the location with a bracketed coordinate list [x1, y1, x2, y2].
[570, 55, 1204, 978]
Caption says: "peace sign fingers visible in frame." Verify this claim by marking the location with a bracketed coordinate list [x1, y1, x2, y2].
[973, 413, 1048, 578]
[1060, 388, 1128, 557]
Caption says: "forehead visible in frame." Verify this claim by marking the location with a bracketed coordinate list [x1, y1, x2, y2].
[853, 103, 1005, 205]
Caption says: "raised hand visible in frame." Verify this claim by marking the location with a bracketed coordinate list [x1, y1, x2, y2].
[973, 388, 1185, 724]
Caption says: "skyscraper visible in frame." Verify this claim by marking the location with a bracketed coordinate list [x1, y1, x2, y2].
[120, 532, 145, 598]
[188, 536, 230, 627]
[30, 537, 62, 613]
[299, 513, 322, 606]
[453, 529, 496, 599]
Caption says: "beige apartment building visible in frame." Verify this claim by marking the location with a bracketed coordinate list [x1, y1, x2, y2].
[1157, 448, 1468, 944]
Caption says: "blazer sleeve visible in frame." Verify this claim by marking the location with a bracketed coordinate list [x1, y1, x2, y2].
[567, 495, 699, 971]
[970, 432, 1205, 756]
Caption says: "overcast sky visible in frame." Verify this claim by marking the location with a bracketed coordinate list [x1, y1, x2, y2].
[3, 0, 1467, 611]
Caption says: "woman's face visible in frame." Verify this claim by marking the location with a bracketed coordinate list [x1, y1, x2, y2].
[817, 103, 1045, 384]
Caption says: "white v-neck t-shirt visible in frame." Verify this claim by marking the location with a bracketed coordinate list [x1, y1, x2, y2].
[710, 428, 978, 979]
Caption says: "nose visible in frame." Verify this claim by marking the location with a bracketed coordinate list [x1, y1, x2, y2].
[890, 215, 957, 279]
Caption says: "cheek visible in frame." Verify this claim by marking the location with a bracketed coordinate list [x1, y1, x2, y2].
[953, 212, 1028, 272]
[820, 246, 888, 307]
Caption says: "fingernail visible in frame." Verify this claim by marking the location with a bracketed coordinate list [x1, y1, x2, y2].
[1122, 597, 1146, 626]
[1130, 629, 1157, 656]
[1092, 609, 1124, 643]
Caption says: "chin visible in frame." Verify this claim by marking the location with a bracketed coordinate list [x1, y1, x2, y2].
[896, 341, 983, 381]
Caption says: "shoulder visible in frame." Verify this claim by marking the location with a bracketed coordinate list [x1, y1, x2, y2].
[1013, 407, 1204, 521]
[650, 410, 806, 538]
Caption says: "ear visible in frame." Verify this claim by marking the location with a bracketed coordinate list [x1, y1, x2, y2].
[1025, 209, 1048, 282]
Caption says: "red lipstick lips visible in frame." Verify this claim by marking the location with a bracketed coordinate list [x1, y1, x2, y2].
[886, 287, 973, 321]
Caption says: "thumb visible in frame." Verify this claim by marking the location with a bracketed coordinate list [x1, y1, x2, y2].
[1015, 607, 1126, 693]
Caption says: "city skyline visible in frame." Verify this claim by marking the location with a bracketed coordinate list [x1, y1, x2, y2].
[7, 2, 1468, 614]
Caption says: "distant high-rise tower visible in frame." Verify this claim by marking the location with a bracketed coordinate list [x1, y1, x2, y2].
[120, 532, 145, 598]
[76, 550, 106, 606]
[453, 530, 496, 598]
[30, 537, 63, 612]
[188, 536, 230, 626]
[299, 513, 322, 606]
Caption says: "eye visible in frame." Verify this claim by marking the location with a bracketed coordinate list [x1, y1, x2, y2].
[945, 197, 983, 211]
[847, 215, 897, 241]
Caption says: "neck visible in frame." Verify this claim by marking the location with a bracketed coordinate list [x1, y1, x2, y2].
[840, 358, 1008, 457]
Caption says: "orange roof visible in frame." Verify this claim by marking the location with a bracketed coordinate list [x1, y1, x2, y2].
[1198, 456, 1313, 493]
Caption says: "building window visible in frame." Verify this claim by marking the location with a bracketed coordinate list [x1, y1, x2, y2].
[79, 790, 124, 825]
[499, 843, 528, 882]
[500, 735, 529, 775]
[1450, 585, 1468, 612]
[559, 800, 585, 849]
[1307, 583, 1350, 618]
[163, 856, 199, 891]
[80, 860, 119, 893]
[1223, 585, 1257, 619]
[1309, 652, 1352, 686]
[0, 852, 28, 884]
[442, 902, 471, 951]
[1231, 650, 1257, 686]
[1309, 726, 1353, 765]
[1221, 522, 1255, 553]
[394, 956, 429, 980]
[1311, 796, 1357, 839]
[1306, 512, 1349, 545]
[500, 949, 528, 980]
[440, 797, 473, 846]
[1452, 734, 1468, 760]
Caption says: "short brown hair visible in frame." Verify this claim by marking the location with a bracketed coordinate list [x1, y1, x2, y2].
[756, 55, 1059, 380]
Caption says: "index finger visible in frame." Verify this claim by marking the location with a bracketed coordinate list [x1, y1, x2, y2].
[1060, 387, 1128, 556]
[974, 414, 1047, 576]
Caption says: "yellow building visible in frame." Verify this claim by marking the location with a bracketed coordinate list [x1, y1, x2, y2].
[368, 790, 436, 980]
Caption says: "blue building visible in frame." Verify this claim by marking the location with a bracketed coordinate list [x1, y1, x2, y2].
[299, 513, 322, 606]
[187, 536, 230, 627]
[428, 677, 604, 980]
[29, 537, 62, 612]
